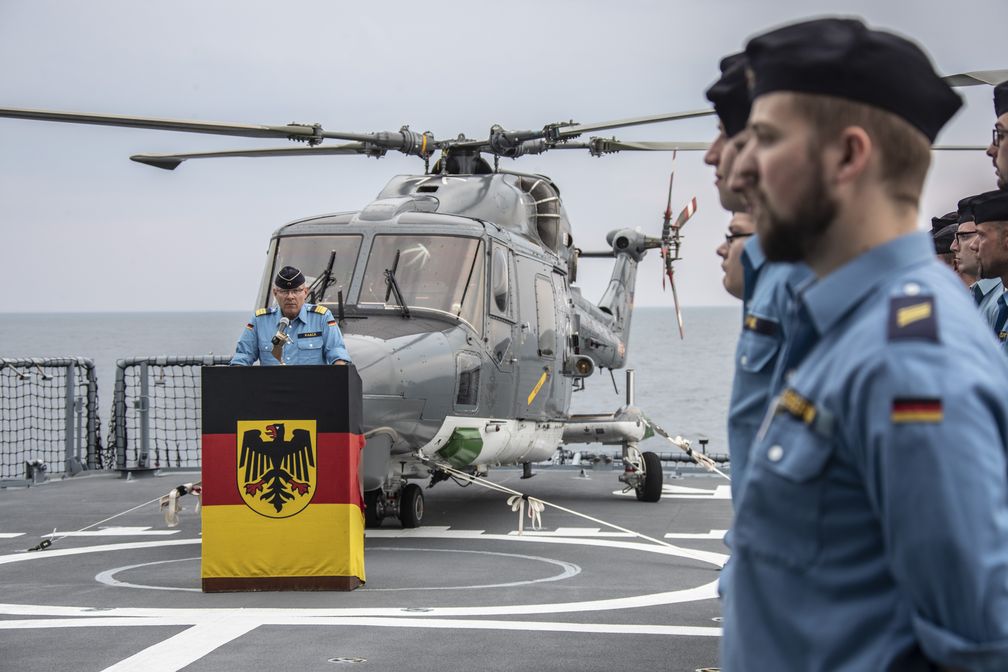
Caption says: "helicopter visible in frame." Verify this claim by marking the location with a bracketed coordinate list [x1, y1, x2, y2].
[0, 104, 714, 527]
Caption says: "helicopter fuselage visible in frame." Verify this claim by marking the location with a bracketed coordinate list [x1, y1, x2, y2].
[253, 170, 644, 496]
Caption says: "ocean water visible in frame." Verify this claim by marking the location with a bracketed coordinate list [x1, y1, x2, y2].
[0, 306, 739, 454]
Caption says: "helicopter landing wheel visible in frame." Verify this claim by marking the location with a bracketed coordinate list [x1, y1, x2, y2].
[635, 451, 663, 502]
[399, 483, 424, 528]
[364, 489, 384, 528]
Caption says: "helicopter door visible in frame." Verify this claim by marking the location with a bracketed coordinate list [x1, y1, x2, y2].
[486, 243, 518, 413]
[514, 255, 556, 419]
[544, 271, 573, 417]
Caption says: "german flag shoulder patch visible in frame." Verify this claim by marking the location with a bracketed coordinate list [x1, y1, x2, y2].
[891, 397, 943, 423]
[245, 322, 254, 331]
[887, 295, 937, 342]
[312, 305, 328, 314]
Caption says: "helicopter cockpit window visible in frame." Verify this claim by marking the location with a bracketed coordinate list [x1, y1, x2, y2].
[360, 235, 485, 334]
[269, 235, 362, 307]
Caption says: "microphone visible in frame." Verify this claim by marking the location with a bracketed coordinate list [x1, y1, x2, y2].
[271, 317, 292, 346]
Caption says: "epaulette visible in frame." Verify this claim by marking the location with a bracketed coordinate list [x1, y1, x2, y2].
[743, 313, 779, 337]
[255, 307, 275, 317]
[887, 291, 937, 342]
[312, 305, 328, 314]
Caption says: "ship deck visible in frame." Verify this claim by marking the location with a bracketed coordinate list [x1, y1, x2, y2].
[0, 465, 731, 671]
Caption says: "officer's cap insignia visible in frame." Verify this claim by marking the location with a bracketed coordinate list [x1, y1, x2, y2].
[313, 305, 328, 314]
[744, 313, 779, 337]
[888, 296, 937, 342]
[891, 398, 943, 423]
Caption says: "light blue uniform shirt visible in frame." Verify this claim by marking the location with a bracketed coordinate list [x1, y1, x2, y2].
[721, 233, 1008, 671]
[727, 235, 811, 503]
[973, 277, 1002, 325]
[230, 304, 352, 366]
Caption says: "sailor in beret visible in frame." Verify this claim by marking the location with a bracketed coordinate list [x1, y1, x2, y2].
[721, 18, 1008, 672]
[930, 212, 958, 270]
[231, 265, 352, 366]
[952, 194, 1003, 317]
[988, 80, 1008, 190]
[968, 189, 1008, 352]
[706, 53, 812, 503]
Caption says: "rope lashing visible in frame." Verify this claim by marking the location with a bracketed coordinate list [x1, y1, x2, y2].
[507, 493, 545, 533]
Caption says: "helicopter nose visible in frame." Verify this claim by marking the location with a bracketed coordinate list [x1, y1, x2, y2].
[343, 332, 458, 490]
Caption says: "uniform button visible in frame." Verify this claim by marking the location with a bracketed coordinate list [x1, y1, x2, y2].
[740, 355, 749, 366]
[902, 282, 921, 296]
[768, 445, 784, 462]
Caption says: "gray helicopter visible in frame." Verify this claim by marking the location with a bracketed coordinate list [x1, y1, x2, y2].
[0, 105, 712, 527]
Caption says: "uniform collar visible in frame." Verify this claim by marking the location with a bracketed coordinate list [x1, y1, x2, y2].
[291, 304, 310, 324]
[742, 234, 766, 272]
[973, 277, 1002, 294]
[799, 232, 933, 337]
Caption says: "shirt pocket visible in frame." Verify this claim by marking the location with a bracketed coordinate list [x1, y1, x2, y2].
[296, 335, 323, 352]
[737, 317, 781, 373]
[733, 421, 834, 568]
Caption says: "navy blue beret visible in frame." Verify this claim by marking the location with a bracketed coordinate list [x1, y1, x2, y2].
[971, 190, 1008, 225]
[274, 266, 305, 289]
[745, 18, 961, 142]
[931, 221, 957, 254]
[957, 195, 980, 224]
[931, 211, 957, 233]
[705, 53, 751, 138]
[995, 80, 1008, 117]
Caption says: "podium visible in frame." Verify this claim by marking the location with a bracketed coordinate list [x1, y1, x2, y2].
[200, 365, 365, 592]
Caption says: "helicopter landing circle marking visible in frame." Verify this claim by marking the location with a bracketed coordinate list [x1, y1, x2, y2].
[0, 529, 725, 616]
[93, 548, 582, 593]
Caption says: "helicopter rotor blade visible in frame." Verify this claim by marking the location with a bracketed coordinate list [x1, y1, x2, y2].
[130, 143, 374, 170]
[932, 144, 989, 151]
[553, 139, 709, 157]
[672, 196, 699, 230]
[0, 107, 440, 156]
[942, 70, 1008, 86]
[485, 109, 716, 154]
[670, 276, 685, 340]
[0, 107, 326, 140]
[554, 109, 716, 139]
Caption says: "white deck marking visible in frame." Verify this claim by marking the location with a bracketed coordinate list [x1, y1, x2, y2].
[45, 527, 180, 537]
[0, 533, 25, 538]
[99, 618, 259, 672]
[664, 530, 727, 540]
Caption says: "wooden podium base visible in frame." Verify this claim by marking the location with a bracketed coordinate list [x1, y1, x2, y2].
[202, 575, 362, 593]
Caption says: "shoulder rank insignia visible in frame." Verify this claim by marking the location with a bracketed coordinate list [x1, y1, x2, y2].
[891, 397, 943, 423]
[887, 296, 937, 342]
[744, 313, 779, 337]
[255, 308, 270, 317]
[312, 305, 328, 314]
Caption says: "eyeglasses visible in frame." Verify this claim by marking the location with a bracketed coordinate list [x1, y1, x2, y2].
[274, 287, 305, 296]
[954, 230, 978, 243]
[994, 127, 1007, 147]
[725, 232, 754, 243]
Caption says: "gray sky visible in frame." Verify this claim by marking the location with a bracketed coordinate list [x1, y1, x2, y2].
[0, 0, 1002, 313]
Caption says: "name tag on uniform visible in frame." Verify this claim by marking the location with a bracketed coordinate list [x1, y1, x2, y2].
[298, 331, 322, 339]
